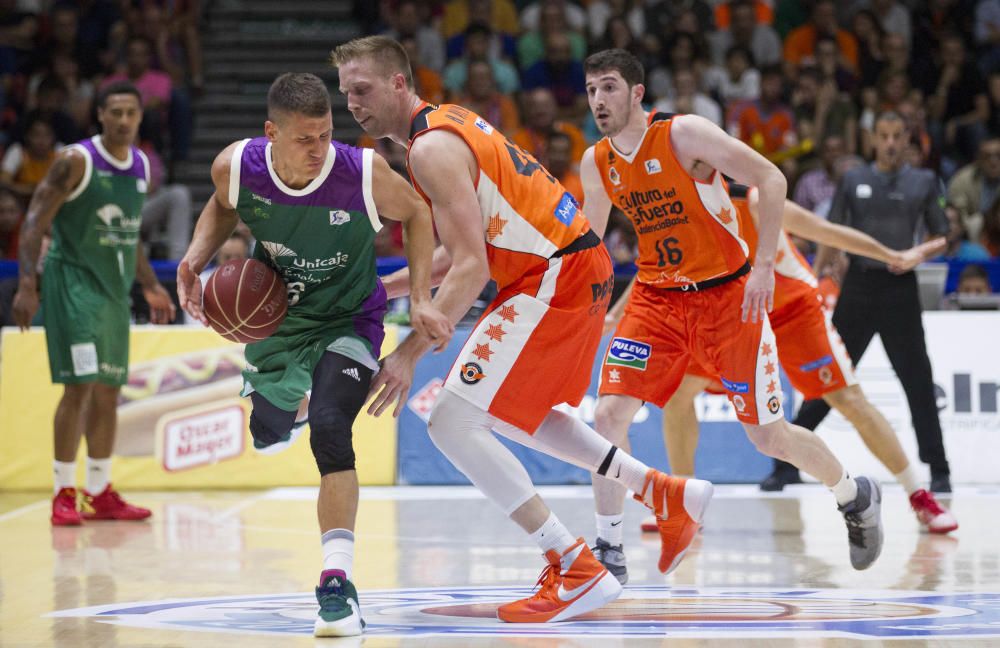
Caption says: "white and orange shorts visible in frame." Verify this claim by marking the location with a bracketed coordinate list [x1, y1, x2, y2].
[443, 240, 614, 433]
[599, 275, 785, 426]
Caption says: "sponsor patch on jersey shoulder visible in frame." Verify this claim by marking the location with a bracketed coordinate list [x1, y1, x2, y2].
[553, 192, 578, 225]
[720, 377, 749, 393]
[474, 117, 493, 135]
[606, 337, 651, 370]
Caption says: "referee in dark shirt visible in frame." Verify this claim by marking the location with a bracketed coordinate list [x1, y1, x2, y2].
[764, 111, 953, 493]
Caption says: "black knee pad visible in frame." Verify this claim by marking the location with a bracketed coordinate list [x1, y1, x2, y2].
[249, 392, 297, 446]
[310, 422, 356, 475]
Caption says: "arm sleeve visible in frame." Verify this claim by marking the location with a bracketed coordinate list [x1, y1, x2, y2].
[827, 174, 851, 226]
[924, 174, 949, 237]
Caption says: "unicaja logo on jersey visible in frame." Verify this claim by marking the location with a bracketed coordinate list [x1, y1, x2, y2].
[96, 204, 124, 226]
[293, 252, 349, 270]
[607, 337, 651, 371]
[261, 241, 297, 258]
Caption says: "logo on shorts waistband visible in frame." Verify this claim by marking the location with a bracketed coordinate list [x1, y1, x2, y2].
[607, 337, 651, 371]
[720, 377, 749, 393]
[459, 362, 486, 385]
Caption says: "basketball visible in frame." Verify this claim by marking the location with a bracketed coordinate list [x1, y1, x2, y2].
[202, 258, 287, 343]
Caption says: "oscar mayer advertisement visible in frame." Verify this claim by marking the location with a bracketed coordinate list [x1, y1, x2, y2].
[0, 327, 398, 490]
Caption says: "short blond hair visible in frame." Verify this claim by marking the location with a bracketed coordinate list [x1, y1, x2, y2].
[330, 35, 413, 89]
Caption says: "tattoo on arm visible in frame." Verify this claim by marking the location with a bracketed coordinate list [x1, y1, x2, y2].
[18, 156, 77, 283]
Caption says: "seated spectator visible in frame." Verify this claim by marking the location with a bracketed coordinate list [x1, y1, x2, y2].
[512, 87, 586, 167]
[102, 36, 172, 155]
[1, 113, 58, 200]
[923, 33, 989, 168]
[442, 23, 519, 97]
[783, 0, 858, 72]
[714, 0, 773, 31]
[594, 15, 642, 59]
[956, 264, 993, 294]
[139, 144, 192, 260]
[857, 0, 911, 48]
[0, 186, 22, 259]
[791, 66, 857, 153]
[521, 32, 588, 122]
[543, 130, 582, 203]
[727, 64, 797, 159]
[521, 0, 585, 33]
[0, 1, 38, 80]
[400, 35, 445, 105]
[654, 67, 723, 126]
[517, 0, 586, 70]
[644, 0, 714, 38]
[704, 45, 760, 107]
[587, 0, 644, 44]
[13, 76, 80, 146]
[943, 202, 992, 261]
[456, 60, 520, 133]
[199, 233, 250, 284]
[793, 133, 846, 213]
[811, 34, 858, 96]
[444, 0, 518, 61]
[709, 0, 781, 67]
[26, 52, 93, 134]
[382, 0, 445, 72]
[646, 32, 710, 104]
[851, 9, 885, 90]
[947, 137, 1000, 245]
[858, 69, 915, 158]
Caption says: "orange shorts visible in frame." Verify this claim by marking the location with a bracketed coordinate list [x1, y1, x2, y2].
[599, 276, 784, 425]
[444, 244, 614, 433]
[688, 287, 856, 400]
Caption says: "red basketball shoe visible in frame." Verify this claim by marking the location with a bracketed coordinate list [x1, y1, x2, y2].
[82, 484, 152, 521]
[51, 487, 82, 526]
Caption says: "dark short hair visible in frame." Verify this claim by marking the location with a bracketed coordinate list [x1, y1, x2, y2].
[97, 80, 142, 109]
[584, 48, 644, 87]
[267, 73, 331, 122]
[465, 21, 493, 38]
[725, 45, 755, 67]
[874, 110, 905, 127]
[37, 75, 68, 97]
[759, 63, 784, 80]
[959, 263, 990, 285]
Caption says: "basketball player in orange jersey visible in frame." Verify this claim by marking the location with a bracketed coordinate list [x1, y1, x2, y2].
[580, 49, 884, 573]
[606, 187, 957, 582]
[331, 36, 714, 623]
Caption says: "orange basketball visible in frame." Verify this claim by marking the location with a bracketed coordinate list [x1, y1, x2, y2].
[202, 258, 287, 343]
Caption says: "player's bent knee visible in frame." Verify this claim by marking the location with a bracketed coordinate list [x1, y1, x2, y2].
[249, 411, 293, 447]
[825, 385, 867, 418]
[745, 423, 788, 459]
[594, 402, 632, 443]
[310, 423, 356, 476]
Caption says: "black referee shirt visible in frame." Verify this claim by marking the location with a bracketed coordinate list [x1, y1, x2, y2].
[827, 163, 949, 271]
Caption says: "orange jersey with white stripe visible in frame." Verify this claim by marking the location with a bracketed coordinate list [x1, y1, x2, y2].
[593, 114, 750, 288]
[407, 102, 590, 291]
[730, 187, 818, 312]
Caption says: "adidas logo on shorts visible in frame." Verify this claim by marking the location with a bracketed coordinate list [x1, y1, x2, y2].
[342, 367, 360, 382]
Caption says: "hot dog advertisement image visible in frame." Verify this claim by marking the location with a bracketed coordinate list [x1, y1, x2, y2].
[0, 327, 398, 489]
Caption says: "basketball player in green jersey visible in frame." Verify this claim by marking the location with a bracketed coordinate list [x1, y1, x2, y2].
[175, 73, 451, 637]
[12, 81, 177, 526]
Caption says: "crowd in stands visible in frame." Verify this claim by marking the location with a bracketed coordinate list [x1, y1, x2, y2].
[358, 0, 1000, 292]
[0, 0, 201, 264]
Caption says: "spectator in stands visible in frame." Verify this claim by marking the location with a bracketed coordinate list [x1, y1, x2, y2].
[977, 0, 1000, 75]
[709, 0, 781, 67]
[792, 66, 858, 154]
[794, 133, 846, 213]
[924, 33, 988, 168]
[644, 0, 714, 39]
[0, 0, 38, 80]
[783, 0, 858, 72]
[512, 87, 585, 167]
[26, 52, 93, 134]
[654, 66, 722, 126]
[813, 34, 859, 96]
[705, 45, 760, 107]
[851, 10, 885, 90]
[521, 31, 588, 121]
[517, 0, 586, 70]
[75, 0, 126, 76]
[586, 0, 644, 44]
[947, 137, 1000, 246]
[139, 144, 192, 260]
[15, 77, 80, 145]
[956, 263, 993, 294]
[102, 36, 172, 155]
[943, 202, 991, 261]
[728, 63, 797, 158]
[646, 32, 710, 103]
[457, 60, 520, 132]
[0, 186, 21, 259]
[854, 0, 911, 49]
[520, 0, 585, 33]
[858, 69, 913, 158]
[543, 130, 582, 203]
[443, 0, 518, 61]
[0, 113, 57, 200]
[199, 233, 250, 285]
[911, 0, 966, 62]
[594, 15, 642, 59]
[400, 35, 445, 105]
[443, 23, 519, 97]
[383, 0, 445, 72]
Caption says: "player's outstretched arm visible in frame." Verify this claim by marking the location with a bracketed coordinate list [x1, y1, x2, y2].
[177, 142, 242, 325]
[580, 146, 613, 237]
[135, 243, 177, 324]
[671, 114, 786, 322]
[370, 152, 453, 349]
[367, 130, 490, 418]
[12, 148, 85, 330]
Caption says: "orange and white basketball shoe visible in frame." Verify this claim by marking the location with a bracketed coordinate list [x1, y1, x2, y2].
[81, 484, 152, 521]
[497, 538, 622, 623]
[634, 470, 714, 574]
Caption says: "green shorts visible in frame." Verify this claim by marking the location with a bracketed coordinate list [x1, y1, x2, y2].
[42, 259, 130, 385]
[240, 307, 386, 412]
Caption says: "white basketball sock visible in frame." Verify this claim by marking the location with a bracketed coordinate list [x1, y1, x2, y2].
[830, 469, 859, 506]
[596, 513, 624, 546]
[85, 457, 111, 494]
[894, 463, 921, 495]
[529, 512, 576, 556]
[321, 529, 355, 579]
[53, 460, 76, 494]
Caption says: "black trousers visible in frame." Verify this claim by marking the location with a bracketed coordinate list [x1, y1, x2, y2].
[790, 266, 950, 476]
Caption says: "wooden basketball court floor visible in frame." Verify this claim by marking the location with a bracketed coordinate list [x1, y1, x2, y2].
[1, 484, 998, 647]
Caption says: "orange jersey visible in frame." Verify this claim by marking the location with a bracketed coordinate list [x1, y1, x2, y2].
[730, 188, 818, 312]
[408, 102, 590, 291]
[593, 114, 750, 288]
